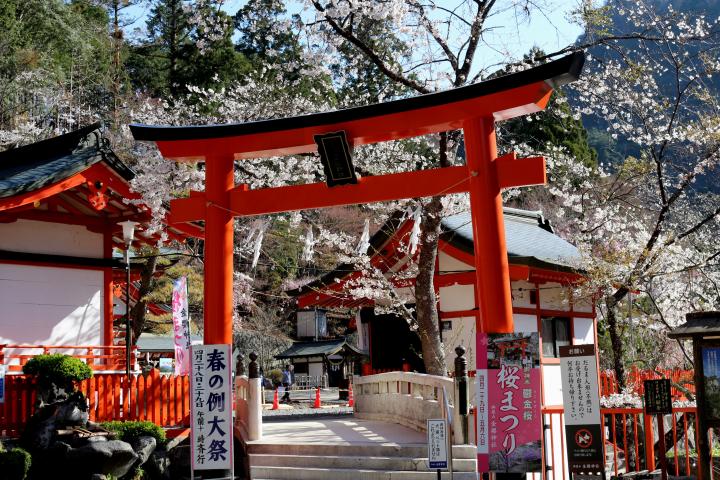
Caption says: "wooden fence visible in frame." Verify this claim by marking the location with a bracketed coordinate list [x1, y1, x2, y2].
[600, 368, 695, 399]
[469, 405, 705, 479]
[0, 369, 190, 437]
[0, 344, 132, 372]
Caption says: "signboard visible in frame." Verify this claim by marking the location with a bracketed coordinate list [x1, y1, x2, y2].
[172, 277, 192, 376]
[702, 346, 720, 421]
[644, 379, 672, 415]
[560, 344, 603, 474]
[0, 366, 5, 404]
[477, 332, 542, 473]
[190, 344, 233, 471]
[427, 419, 448, 469]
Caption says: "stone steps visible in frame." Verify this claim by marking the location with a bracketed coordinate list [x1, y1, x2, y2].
[250, 453, 477, 471]
[247, 443, 477, 480]
[251, 466, 478, 480]
[247, 442, 476, 458]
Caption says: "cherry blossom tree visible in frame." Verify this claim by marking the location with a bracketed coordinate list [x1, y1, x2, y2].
[514, 0, 720, 384]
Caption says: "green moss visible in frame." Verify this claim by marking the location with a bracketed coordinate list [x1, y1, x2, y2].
[22, 354, 92, 386]
[666, 448, 720, 458]
[101, 420, 167, 445]
[0, 447, 31, 480]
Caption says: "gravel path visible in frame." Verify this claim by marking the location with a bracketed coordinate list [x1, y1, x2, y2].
[261, 387, 354, 420]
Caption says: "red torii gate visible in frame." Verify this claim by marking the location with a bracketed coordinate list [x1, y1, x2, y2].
[130, 52, 584, 360]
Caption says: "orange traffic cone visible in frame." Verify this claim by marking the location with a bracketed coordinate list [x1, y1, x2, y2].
[347, 384, 354, 408]
[312, 387, 322, 409]
[272, 388, 279, 410]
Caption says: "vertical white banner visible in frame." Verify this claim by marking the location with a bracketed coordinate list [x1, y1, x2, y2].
[559, 345, 601, 426]
[190, 344, 234, 471]
[172, 277, 191, 375]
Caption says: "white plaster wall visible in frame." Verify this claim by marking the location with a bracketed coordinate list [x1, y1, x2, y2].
[542, 364, 563, 406]
[308, 361, 324, 379]
[437, 251, 473, 272]
[442, 316, 476, 371]
[539, 283, 571, 311]
[0, 219, 103, 258]
[573, 294, 594, 313]
[513, 313, 538, 332]
[0, 264, 103, 350]
[441, 313, 538, 374]
[438, 284, 475, 312]
[511, 280, 535, 308]
[573, 317, 594, 344]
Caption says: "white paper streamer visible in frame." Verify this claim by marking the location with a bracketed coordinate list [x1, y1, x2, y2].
[302, 225, 315, 262]
[251, 223, 266, 268]
[357, 219, 370, 254]
[409, 206, 422, 254]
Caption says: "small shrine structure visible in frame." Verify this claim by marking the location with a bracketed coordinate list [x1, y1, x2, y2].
[0, 123, 202, 371]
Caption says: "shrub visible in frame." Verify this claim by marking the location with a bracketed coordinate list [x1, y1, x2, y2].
[101, 421, 167, 445]
[0, 447, 32, 480]
[23, 354, 92, 387]
[268, 369, 283, 387]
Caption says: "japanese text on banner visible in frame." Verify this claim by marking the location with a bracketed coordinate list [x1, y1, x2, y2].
[190, 344, 233, 471]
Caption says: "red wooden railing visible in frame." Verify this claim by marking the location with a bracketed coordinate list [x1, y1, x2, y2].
[0, 370, 190, 437]
[600, 368, 695, 399]
[0, 344, 134, 372]
[470, 405, 706, 479]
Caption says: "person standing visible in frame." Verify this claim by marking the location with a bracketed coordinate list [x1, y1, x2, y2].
[281, 364, 294, 403]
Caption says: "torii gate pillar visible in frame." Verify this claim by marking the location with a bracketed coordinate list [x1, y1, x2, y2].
[465, 117, 513, 333]
[204, 154, 235, 345]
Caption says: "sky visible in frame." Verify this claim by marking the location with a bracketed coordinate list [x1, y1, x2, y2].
[124, 0, 584, 74]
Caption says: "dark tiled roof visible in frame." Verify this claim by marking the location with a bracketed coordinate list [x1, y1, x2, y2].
[275, 338, 366, 359]
[441, 208, 581, 270]
[130, 53, 584, 142]
[0, 122, 134, 198]
[668, 311, 720, 338]
[289, 208, 582, 299]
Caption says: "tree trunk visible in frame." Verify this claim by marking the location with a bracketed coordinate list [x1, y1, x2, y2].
[413, 133, 451, 376]
[131, 253, 158, 339]
[605, 295, 626, 389]
[414, 195, 446, 376]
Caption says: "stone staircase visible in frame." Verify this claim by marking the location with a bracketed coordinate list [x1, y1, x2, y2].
[248, 442, 478, 479]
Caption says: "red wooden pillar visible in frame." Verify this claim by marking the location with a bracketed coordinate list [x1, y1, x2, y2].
[103, 229, 115, 346]
[463, 116, 514, 335]
[204, 154, 235, 345]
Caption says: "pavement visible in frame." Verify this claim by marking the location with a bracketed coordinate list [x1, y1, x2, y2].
[256, 387, 425, 445]
[261, 387, 353, 419]
[252, 417, 427, 445]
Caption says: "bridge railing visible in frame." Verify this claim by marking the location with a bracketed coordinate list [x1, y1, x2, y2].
[234, 353, 262, 441]
[353, 371, 454, 433]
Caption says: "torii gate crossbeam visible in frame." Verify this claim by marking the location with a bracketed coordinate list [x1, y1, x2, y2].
[130, 50, 584, 375]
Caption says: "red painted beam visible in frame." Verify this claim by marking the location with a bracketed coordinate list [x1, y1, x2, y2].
[170, 166, 470, 221]
[230, 164, 467, 214]
[495, 152, 546, 189]
[169, 197, 207, 223]
[153, 82, 553, 161]
[0, 163, 110, 212]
